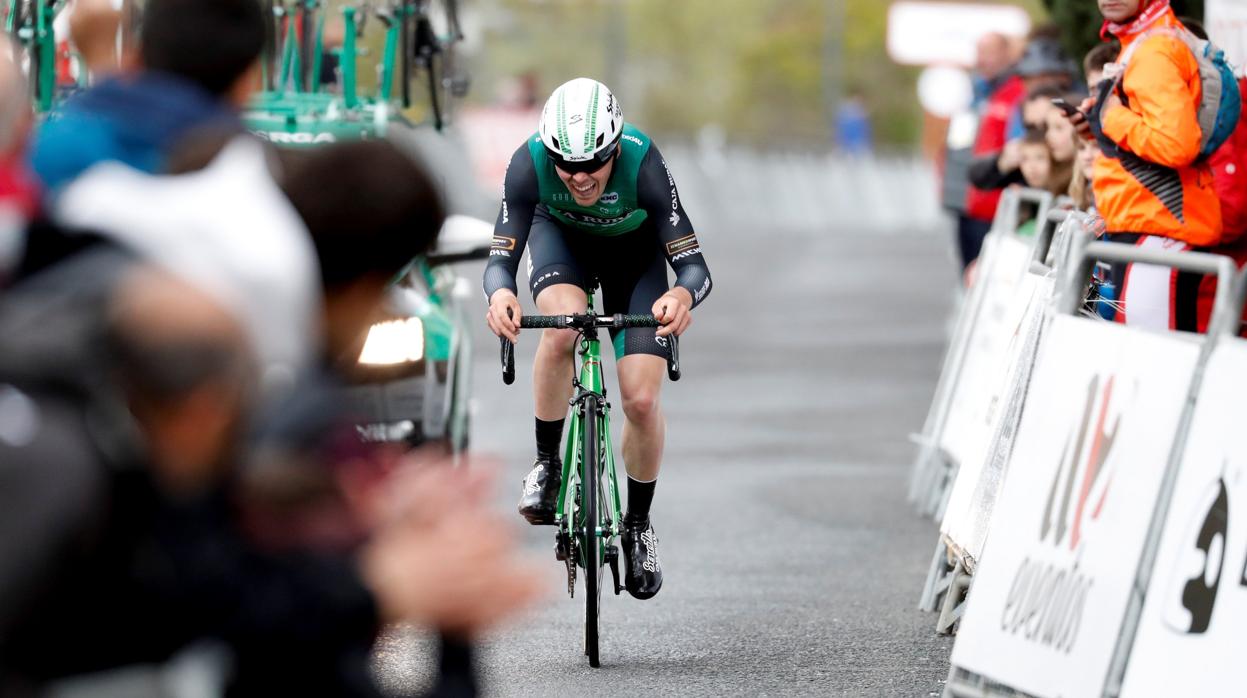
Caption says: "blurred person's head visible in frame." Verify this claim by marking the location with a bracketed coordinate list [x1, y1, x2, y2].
[1083, 42, 1120, 89]
[1098, 0, 1151, 24]
[140, 0, 264, 107]
[1044, 96, 1081, 162]
[1019, 128, 1074, 197]
[1016, 35, 1077, 92]
[106, 266, 253, 494]
[975, 32, 1014, 81]
[0, 36, 30, 160]
[1070, 139, 1102, 210]
[1022, 84, 1064, 129]
[70, 0, 131, 80]
[279, 140, 447, 359]
[1019, 129, 1054, 191]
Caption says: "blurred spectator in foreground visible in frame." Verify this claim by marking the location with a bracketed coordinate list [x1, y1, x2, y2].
[68, 0, 128, 81]
[834, 92, 872, 156]
[0, 140, 541, 696]
[53, 135, 319, 396]
[30, 0, 264, 195]
[940, 31, 1024, 270]
[1074, 0, 1222, 332]
[0, 37, 37, 286]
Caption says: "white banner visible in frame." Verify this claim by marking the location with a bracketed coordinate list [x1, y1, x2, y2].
[1120, 340, 1247, 696]
[941, 272, 1055, 567]
[950, 315, 1201, 698]
[939, 233, 1034, 481]
[1207, 0, 1247, 77]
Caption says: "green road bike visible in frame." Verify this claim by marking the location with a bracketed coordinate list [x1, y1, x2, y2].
[500, 293, 680, 667]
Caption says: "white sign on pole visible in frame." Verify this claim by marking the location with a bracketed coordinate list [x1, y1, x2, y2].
[941, 272, 1055, 567]
[887, 2, 1032, 67]
[950, 316, 1201, 698]
[1207, 0, 1247, 76]
[1120, 340, 1247, 696]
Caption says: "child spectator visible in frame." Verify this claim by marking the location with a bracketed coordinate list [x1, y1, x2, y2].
[1070, 139, 1102, 212]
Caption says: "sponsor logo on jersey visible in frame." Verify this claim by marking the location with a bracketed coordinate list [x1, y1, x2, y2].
[598, 192, 620, 205]
[665, 234, 699, 256]
[654, 335, 668, 348]
[671, 247, 702, 261]
[492, 235, 517, 251]
[558, 210, 633, 226]
[490, 249, 511, 257]
[255, 131, 337, 145]
[622, 134, 643, 147]
[695, 278, 711, 302]
[502, 200, 510, 225]
[535, 270, 561, 286]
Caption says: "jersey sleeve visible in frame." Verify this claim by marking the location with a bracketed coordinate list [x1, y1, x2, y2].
[482, 143, 541, 300]
[636, 144, 713, 308]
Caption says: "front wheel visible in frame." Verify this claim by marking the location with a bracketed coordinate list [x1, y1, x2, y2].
[581, 395, 602, 667]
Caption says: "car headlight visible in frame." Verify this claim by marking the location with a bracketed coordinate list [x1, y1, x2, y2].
[358, 317, 425, 365]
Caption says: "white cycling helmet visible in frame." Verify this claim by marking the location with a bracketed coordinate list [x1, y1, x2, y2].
[538, 78, 623, 173]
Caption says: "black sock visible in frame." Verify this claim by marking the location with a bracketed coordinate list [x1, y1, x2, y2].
[536, 418, 565, 462]
[625, 477, 656, 524]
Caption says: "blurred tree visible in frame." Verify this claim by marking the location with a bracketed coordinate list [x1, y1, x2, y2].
[1041, 0, 1204, 63]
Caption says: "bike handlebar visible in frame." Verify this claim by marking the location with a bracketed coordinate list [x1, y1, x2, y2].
[499, 313, 682, 384]
[518, 314, 663, 329]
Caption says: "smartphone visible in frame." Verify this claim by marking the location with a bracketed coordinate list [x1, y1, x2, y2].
[1051, 98, 1081, 117]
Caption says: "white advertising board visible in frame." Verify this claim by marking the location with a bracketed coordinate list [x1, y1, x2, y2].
[941, 272, 1055, 567]
[1207, 0, 1247, 76]
[939, 232, 1034, 481]
[950, 315, 1201, 698]
[887, 2, 1032, 67]
[1120, 339, 1247, 697]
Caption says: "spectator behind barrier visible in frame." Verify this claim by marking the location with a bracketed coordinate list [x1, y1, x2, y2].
[1069, 0, 1224, 332]
[1005, 28, 1081, 140]
[941, 32, 1026, 271]
[0, 36, 38, 286]
[967, 85, 1064, 195]
[1083, 41, 1120, 91]
[1070, 138, 1103, 213]
[28, 0, 264, 196]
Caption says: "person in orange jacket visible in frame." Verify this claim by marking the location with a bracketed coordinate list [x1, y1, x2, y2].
[1071, 0, 1221, 332]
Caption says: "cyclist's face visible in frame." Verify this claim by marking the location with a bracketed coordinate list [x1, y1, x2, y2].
[555, 148, 617, 206]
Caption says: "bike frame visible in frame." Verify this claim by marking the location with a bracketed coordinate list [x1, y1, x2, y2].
[557, 292, 623, 563]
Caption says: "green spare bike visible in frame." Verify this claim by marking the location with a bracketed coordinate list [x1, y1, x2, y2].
[500, 290, 680, 668]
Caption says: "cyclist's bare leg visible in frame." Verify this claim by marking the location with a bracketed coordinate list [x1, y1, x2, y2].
[617, 354, 666, 481]
[533, 283, 588, 421]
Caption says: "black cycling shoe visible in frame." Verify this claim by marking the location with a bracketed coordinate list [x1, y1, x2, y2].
[517, 458, 561, 525]
[621, 517, 663, 600]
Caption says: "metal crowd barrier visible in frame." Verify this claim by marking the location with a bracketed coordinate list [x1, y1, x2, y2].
[939, 236, 1242, 698]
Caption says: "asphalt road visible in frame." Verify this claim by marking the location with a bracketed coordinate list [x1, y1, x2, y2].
[375, 223, 959, 697]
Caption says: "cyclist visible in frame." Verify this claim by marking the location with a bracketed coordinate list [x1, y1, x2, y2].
[483, 78, 711, 600]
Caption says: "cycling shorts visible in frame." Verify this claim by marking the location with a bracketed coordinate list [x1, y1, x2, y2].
[525, 206, 671, 360]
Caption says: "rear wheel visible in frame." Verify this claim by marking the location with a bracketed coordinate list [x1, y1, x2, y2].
[581, 395, 602, 667]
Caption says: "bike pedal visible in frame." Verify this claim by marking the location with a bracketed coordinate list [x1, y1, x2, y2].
[607, 545, 623, 596]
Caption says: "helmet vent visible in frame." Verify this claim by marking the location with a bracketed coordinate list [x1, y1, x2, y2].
[596, 133, 605, 148]
[551, 137, 561, 150]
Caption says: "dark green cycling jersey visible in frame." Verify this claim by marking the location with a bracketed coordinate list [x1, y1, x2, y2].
[483, 123, 712, 309]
